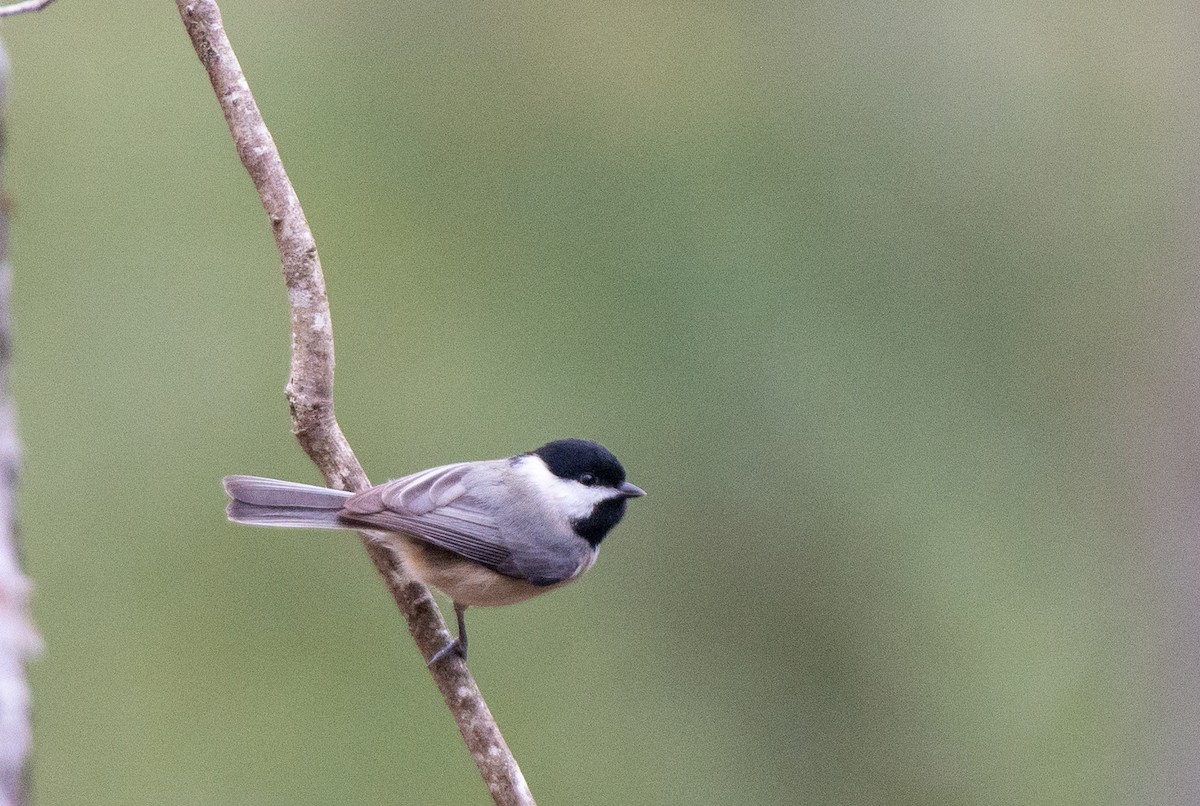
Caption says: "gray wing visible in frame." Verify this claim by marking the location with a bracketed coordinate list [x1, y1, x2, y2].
[339, 461, 585, 586]
[339, 462, 513, 572]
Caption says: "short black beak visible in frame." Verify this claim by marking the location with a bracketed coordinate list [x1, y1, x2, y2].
[618, 481, 646, 498]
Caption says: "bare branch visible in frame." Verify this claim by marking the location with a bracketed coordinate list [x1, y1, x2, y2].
[175, 2, 534, 803]
[0, 0, 56, 18]
[0, 34, 40, 806]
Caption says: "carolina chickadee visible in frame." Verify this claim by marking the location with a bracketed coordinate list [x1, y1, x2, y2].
[222, 438, 644, 664]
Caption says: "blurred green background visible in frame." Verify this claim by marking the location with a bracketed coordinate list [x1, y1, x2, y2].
[4, 1, 1193, 804]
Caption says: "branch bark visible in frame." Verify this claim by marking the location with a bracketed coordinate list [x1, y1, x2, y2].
[175, 3, 533, 803]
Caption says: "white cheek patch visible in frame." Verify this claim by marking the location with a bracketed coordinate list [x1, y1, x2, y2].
[515, 456, 616, 521]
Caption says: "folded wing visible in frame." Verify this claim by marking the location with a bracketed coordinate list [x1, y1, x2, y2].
[340, 463, 511, 572]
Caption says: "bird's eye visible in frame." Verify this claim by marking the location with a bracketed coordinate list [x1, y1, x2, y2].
[579, 472, 597, 486]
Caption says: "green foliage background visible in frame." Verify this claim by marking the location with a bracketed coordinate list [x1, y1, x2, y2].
[5, 2, 1187, 804]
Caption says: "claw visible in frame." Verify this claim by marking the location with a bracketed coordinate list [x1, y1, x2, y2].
[427, 638, 464, 667]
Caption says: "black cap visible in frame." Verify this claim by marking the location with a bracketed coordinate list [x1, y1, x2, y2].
[532, 438, 627, 488]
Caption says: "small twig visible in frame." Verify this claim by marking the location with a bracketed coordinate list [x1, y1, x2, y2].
[175, 2, 534, 804]
[0, 0, 57, 18]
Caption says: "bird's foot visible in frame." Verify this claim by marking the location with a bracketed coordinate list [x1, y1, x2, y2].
[427, 638, 466, 667]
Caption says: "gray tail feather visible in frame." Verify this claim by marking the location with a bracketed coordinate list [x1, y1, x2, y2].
[223, 475, 354, 530]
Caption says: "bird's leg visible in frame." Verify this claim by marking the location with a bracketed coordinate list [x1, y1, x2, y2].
[427, 602, 469, 666]
[455, 601, 469, 659]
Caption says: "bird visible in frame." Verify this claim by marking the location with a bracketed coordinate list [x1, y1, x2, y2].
[222, 438, 645, 664]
